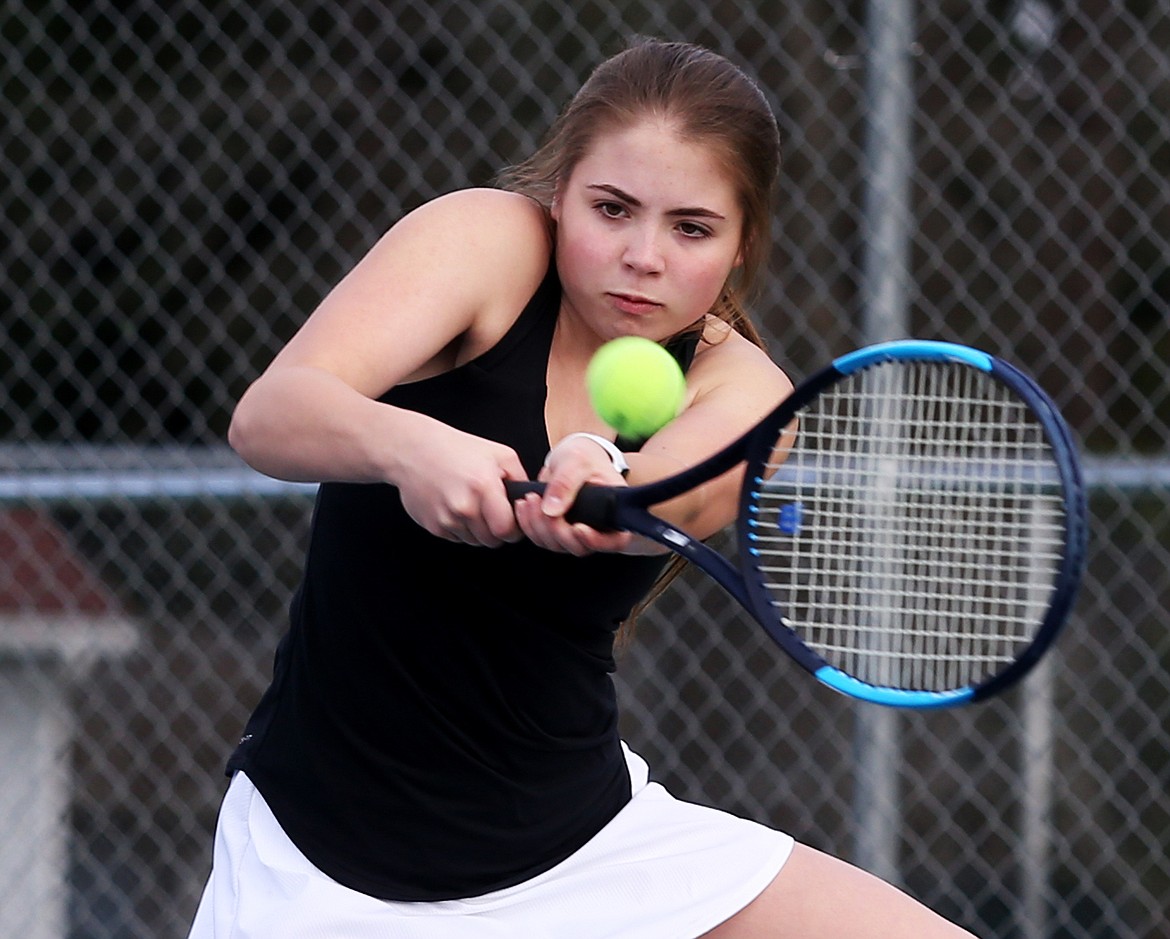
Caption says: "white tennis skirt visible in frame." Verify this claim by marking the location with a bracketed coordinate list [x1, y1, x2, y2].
[187, 744, 795, 939]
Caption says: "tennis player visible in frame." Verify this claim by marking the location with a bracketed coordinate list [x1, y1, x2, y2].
[188, 37, 977, 938]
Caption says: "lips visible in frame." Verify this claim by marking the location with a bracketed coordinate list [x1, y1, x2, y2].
[608, 292, 661, 315]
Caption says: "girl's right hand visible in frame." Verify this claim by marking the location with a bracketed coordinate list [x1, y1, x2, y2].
[392, 420, 528, 548]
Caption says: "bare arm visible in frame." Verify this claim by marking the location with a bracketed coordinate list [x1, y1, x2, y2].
[624, 325, 794, 540]
[228, 188, 553, 545]
[517, 324, 793, 554]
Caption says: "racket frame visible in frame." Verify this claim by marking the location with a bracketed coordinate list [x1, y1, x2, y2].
[731, 341, 1086, 706]
[509, 340, 1087, 708]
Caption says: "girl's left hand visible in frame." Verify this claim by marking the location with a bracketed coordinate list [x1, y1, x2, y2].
[513, 436, 635, 556]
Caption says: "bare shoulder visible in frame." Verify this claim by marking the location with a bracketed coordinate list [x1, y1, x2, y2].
[429, 186, 548, 220]
[419, 186, 548, 222]
[405, 188, 551, 268]
[688, 319, 792, 401]
[265, 188, 554, 393]
[419, 189, 553, 355]
[395, 187, 553, 323]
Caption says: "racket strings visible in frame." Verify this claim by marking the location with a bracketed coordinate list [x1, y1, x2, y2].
[750, 360, 1067, 693]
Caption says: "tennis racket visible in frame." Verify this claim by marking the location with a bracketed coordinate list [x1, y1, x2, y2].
[507, 339, 1086, 708]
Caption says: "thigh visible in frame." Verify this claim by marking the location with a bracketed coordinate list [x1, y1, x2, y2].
[699, 843, 979, 939]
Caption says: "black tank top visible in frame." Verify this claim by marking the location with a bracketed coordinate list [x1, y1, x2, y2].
[227, 264, 699, 900]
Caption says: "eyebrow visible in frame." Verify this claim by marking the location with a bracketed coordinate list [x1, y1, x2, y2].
[585, 184, 728, 220]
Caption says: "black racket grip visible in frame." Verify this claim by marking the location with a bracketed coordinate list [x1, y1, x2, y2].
[503, 480, 622, 530]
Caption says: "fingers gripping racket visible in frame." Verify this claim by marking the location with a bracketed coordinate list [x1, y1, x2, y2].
[507, 340, 1087, 708]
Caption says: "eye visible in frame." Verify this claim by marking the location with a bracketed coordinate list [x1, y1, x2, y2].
[677, 220, 713, 239]
[594, 200, 628, 220]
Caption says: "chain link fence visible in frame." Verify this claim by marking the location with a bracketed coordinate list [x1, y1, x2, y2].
[2, 1, 1168, 936]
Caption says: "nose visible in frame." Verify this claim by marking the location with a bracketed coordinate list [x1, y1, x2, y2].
[622, 224, 665, 275]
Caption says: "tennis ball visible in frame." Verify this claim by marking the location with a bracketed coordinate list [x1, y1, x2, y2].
[586, 336, 686, 439]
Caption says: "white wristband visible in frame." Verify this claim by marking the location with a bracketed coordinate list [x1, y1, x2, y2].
[546, 432, 630, 476]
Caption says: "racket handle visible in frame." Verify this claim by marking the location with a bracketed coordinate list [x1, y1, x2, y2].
[504, 480, 545, 500]
[503, 480, 621, 530]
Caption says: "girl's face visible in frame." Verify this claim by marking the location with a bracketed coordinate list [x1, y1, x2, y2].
[551, 118, 744, 345]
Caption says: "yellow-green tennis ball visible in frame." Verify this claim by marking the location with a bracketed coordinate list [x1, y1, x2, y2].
[586, 336, 686, 439]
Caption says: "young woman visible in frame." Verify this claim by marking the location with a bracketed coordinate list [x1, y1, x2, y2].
[189, 37, 978, 939]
